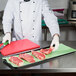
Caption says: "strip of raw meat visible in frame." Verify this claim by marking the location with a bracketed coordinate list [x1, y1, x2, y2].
[32, 51, 45, 60]
[40, 48, 53, 55]
[19, 53, 35, 63]
[9, 56, 23, 66]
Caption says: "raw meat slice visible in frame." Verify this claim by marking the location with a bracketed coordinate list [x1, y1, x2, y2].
[19, 53, 35, 63]
[32, 51, 45, 60]
[40, 48, 53, 55]
[9, 56, 23, 66]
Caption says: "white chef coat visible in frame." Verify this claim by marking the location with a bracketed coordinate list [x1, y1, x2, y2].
[2, 0, 60, 43]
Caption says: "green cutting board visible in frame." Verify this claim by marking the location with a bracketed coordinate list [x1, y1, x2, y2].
[2, 43, 76, 68]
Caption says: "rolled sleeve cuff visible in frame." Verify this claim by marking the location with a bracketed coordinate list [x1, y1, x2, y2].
[49, 26, 60, 37]
[3, 23, 11, 34]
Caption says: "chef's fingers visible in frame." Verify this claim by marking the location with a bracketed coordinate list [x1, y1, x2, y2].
[53, 44, 55, 47]
[9, 39, 11, 44]
[50, 42, 55, 48]
[50, 46, 54, 51]
[2, 38, 7, 44]
[9, 37, 11, 44]
[50, 43, 55, 50]
[52, 43, 59, 51]
[50, 42, 53, 47]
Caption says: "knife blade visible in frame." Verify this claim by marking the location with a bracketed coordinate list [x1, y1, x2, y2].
[0, 41, 9, 50]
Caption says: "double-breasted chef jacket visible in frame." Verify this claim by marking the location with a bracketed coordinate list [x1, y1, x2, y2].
[2, 0, 60, 43]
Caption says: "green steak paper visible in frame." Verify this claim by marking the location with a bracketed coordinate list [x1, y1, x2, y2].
[3, 43, 76, 67]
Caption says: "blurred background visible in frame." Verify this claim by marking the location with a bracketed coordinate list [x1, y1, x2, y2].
[0, 0, 76, 42]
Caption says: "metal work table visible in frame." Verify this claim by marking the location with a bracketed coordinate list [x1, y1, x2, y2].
[0, 41, 76, 73]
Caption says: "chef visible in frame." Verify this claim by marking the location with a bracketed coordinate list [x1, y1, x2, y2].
[2, 0, 60, 51]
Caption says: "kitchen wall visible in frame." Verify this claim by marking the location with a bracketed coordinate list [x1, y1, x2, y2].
[0, 0, 7, 11]
[0, 0, 69, 19]
[48, 0, 69, 9]
[0, 0, 69, 11]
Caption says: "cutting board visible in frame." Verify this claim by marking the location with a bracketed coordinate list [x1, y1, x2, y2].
[0, 39, 40, 56]
[3, 43, 76, 69]
[0, 43, 3, 47]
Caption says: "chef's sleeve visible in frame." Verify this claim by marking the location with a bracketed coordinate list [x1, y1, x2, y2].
[42, 0, 60, 37]
[2, 0, 14, 34]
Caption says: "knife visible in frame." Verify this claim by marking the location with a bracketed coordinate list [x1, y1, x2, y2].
[0, 41, 9, 50]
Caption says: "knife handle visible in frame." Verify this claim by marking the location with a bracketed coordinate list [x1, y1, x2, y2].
[3, 41, 9, 46]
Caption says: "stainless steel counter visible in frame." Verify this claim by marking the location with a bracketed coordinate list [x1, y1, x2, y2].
[0, 41, 76, 73]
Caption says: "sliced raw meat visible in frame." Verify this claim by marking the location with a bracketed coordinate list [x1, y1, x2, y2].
[40, 48, 53, 55]
[19, 53, 35, 63]
[9, 56, 23, 66]
[32, 51, 45, 60]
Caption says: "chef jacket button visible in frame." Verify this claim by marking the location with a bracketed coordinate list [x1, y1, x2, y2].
[33, 2, 35, 3]
[21, 20, 23, 21]
[32, 36, 34, 38]
[33, 28, 34, 30]
[20, 2, 22, 4]
[20, 11, 22, 12]
[33, 20, 35, 22]
[33, 11, 35, 12]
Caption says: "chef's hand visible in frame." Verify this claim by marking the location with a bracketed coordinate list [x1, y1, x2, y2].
[50, 34, 59, 51]
[2, 32, 11, 44]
